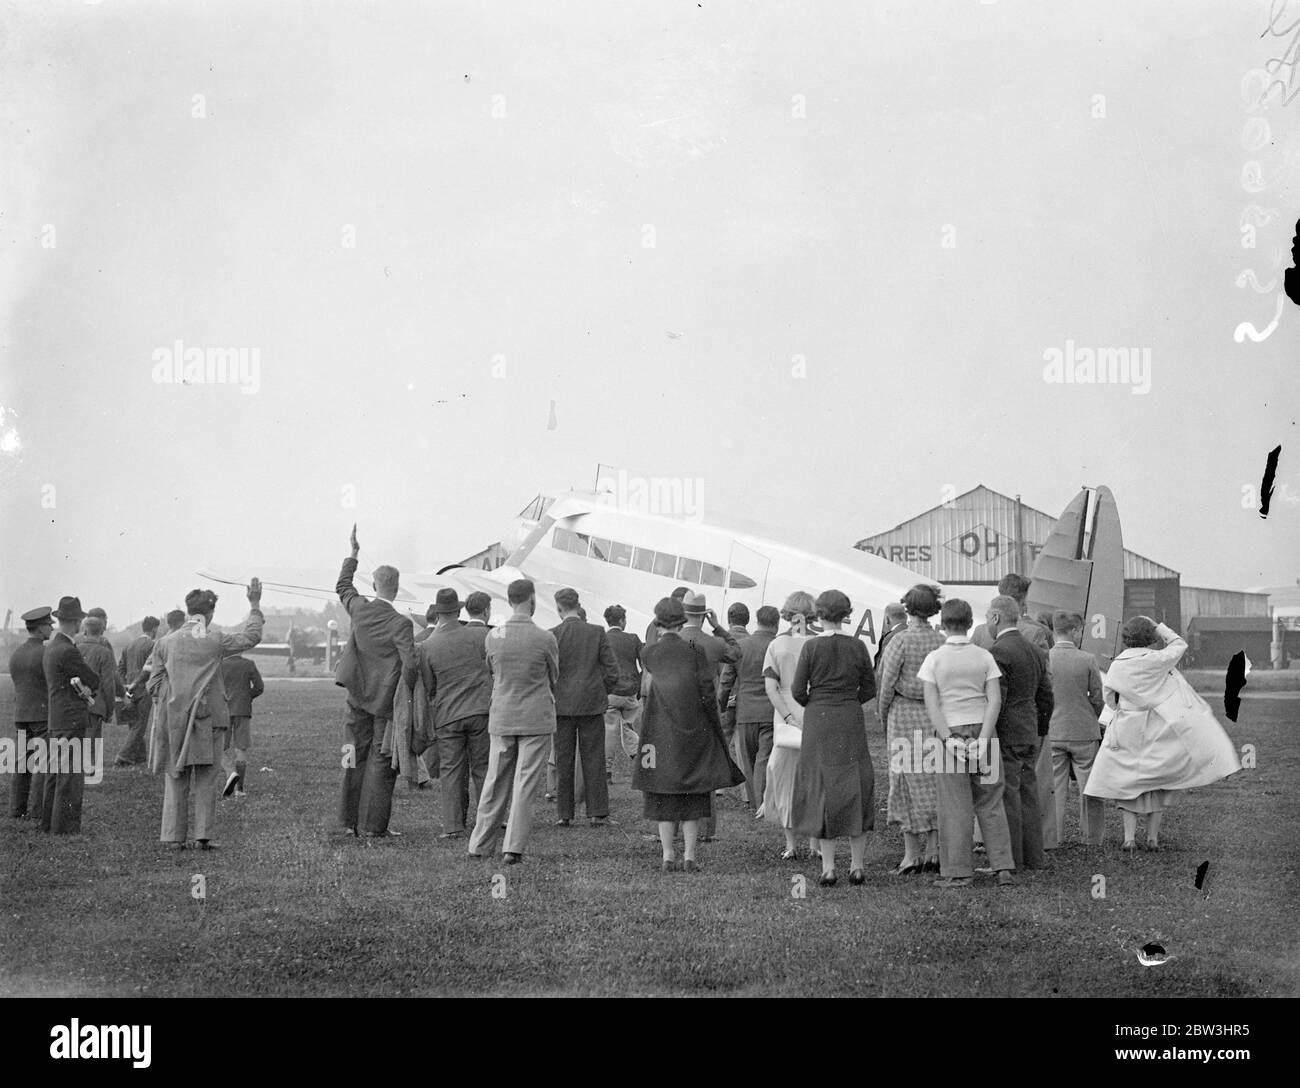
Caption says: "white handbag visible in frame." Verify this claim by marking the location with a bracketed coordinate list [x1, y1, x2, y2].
[774, 708, 804, 750]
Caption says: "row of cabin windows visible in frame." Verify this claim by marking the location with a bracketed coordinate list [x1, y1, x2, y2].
[551, 527, 757, 588]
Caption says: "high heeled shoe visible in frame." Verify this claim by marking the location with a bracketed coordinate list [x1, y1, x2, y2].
[892, 860, 923, 876]
[1121, 840, 1139, 853]
[849, 868, 866, 886]
[922, 858, 940, 874]
[818, 871, 837, 887]
[778, 847, 799, 861]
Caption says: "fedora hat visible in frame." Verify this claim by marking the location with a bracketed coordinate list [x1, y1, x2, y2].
[681, 590, 707, 614]
[53, 596, 86, 622]
[433, 588, 463, 614]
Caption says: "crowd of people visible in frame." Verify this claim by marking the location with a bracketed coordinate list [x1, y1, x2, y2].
[6, 590, 264, 845]
[7, 535, 1243, 887]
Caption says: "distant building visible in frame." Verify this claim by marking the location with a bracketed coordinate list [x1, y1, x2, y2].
[855, 485, 1182, 628]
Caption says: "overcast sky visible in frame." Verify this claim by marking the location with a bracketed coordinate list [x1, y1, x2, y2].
[2, 0, 1297, 627]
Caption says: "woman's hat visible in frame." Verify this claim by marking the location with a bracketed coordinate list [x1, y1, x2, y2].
[654, 597, 686, 627]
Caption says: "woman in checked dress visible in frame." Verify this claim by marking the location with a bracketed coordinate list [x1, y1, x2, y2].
[877, 584, 945, 875]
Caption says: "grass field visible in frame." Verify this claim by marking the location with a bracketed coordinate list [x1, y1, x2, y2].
[1, 676, 1296, 997]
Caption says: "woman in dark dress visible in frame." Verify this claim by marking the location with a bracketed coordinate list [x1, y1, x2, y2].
[632, 597, 745, 872]
[790, 590, 877, 887]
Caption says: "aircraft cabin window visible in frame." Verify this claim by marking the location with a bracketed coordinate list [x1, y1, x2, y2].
[590, 537, 612, 562]
[652, 552, 677, 578]
[632, 548, 656, 572]
[608, 541, 633, 567]
[700, 562, 725, 587]
[677, 557, 702, 583]
[728, 571, 757, 589]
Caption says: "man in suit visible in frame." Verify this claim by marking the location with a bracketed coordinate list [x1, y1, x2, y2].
[551, 588, 620, 827]
[716, 603, 751, 753]
[146, 583, 264, 848]
[116, 616, 159, 767]
[42, 597, 101, 834]
[1047, 611, 1106, 845]
[220, 651, 264, 798]
[725, 605, 778, 814]
[603, 604, 642, 781]
[986, 595, 1054, 870]
[418, 588, 493, 838]
[468, 579, 558, 864]
[874, 603, 906, 672]
[8, 606, 54, 818]
[75, 614, 119, 777]
[679, 590, 743, 840]
[971, 572, 1056, 849]
[336, 526, 415, 839]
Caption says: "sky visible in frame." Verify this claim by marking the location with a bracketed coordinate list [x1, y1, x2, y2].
[1, 0, 1298, 628]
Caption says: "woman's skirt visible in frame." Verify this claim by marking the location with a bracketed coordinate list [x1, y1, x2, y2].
[760, 745, 799, 827]
[886, 696, 939, 833]
[791, 704, 874, 839]
[643, 791, 713, 822]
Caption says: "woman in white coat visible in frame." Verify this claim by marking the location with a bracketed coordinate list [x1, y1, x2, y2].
[760, 591, 820, 860]
[1085, 617, 1241, 851]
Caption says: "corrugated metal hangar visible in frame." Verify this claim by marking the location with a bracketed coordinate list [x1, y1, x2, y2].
[855, 485, 1279, 666]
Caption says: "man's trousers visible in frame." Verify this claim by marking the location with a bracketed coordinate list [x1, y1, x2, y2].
[435, 713, 489, 832]
[468, 733, 550, 857]
[40, 730, 87, 834]
[8, 721, 45, 818]
[555, 714, 608, 821]
[1000, 740, 1045, 870]
[116, 694, 151, 765]
[1051, 739, 1105, 844]
[1036, 737, 1058, 849]
[604, 694, 640, 775]
[339, 705, 397, 835]
[935, 725, 1015, 877]
[736, 720, 774, 811]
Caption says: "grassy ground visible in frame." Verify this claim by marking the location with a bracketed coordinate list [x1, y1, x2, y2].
[1, 678, 1296, 997]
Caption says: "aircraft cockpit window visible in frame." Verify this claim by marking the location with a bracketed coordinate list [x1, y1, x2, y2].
[676, 557, 702, 583]
[652, 552, 677, 578]
[728, 571, 757, 589]
[518, 496, 543, 520]
[539, 497, 555, 516]
[700, 562, 726, 587]
[632, 547, 655, 572]
[608, 541, 633, 567]
[590, 537, 612, 562]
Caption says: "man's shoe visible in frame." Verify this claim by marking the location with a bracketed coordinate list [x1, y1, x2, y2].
[996, 870, 1018, 888]
[197, 840, 218, 851]
[221, 772, 240, 798]
[683, 860, 700, 873]
[554, 819, 571, 827]
[466, 851, 489, 861]
[440, 830, 466, 840]
[503, 852, 523, 865]
[233, 787, 246, 798]
[933, 876, 973, 888]
[661, 859, 681, 873]
[589, 817, 607, 827]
